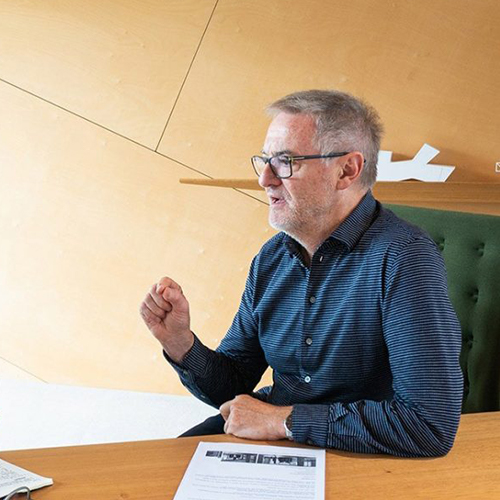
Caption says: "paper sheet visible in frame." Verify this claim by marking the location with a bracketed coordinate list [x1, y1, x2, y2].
[0, 458, 53, 497]
[173, 441, 325, 500]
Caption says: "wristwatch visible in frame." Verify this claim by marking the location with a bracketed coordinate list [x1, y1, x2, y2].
[283, 410, 293, 440]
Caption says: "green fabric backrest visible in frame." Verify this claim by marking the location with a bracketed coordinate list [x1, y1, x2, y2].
[385, 204, 500, 414]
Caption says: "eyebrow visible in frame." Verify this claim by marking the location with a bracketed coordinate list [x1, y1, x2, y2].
[260, 149, 294, 156]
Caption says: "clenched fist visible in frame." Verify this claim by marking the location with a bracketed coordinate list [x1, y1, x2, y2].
[139, 277, 194, 363]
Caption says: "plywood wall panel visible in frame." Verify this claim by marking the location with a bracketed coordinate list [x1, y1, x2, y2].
[0, 0, 216, 148]
[0, 81, 272, 394]
[158, 0, 500, 185]
[2, 0, 498, 397]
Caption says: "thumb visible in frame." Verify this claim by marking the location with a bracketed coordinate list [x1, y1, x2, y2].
[162, 286, 189, 313]
[219, 399, 233, 421]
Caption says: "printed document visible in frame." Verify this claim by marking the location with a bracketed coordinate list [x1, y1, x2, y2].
[173, 441, 325, 500]
[0, 459, 53, 497]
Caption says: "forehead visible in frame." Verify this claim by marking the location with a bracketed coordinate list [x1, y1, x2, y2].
[263, 113, 317, 154]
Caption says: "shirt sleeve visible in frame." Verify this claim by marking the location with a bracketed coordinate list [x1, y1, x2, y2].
[165, 256, 269, 408]
[291, 237, 464, 457]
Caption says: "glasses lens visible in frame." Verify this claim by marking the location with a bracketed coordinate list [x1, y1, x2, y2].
[251, 156, 267, 176]
[251, 155, 292, 178]
[270, 155, 291, 178]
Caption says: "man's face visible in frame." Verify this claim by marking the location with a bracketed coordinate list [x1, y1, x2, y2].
[259, 112, 341, 237]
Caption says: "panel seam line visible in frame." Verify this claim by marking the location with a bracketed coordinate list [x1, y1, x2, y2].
[154, 0, 221, 152]
[0, 355, 48, 383]
[0, 75, 267, 205]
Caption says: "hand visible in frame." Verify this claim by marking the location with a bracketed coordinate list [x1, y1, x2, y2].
[139, 277, 194, 363]
[220, 394, 292, 441]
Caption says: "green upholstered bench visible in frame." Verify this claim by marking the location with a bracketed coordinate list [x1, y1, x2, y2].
[386, 204, 500, 414]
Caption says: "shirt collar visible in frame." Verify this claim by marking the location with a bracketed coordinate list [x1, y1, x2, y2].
[283, 190, 378, 255]
[327, 190, 378, 251]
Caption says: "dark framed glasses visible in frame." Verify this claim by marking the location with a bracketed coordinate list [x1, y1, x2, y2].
[4, 486, 32, 499]
[251, 152, 352, 179]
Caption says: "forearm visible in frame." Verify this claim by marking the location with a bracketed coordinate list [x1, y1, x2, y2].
[292, 393, 462, 457]
[165, 334, 268, 408]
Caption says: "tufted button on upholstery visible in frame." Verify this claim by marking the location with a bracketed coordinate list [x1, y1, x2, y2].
[477, 243, 485, 256]
[437, 238, 445, 251]
[471, 290, 479, 303]
[467, 332, 474, 348]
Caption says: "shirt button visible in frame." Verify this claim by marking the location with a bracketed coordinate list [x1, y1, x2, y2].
[319, 255, 324, 262]
[306, 439, 314, 446]
[304, 375, 311, 383]
[309, 296, 316, 304]
[305, 337, 313, 346]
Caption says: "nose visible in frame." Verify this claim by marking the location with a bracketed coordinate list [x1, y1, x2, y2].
[258, 162, 282, 189]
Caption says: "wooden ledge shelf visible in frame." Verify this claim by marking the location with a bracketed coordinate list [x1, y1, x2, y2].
[179, 179, 500, 205]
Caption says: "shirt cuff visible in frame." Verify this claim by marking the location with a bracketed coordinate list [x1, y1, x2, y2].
[291, 403, 331, 448]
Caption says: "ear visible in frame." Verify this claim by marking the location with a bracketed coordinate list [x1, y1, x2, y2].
[335, 152, 365, 190]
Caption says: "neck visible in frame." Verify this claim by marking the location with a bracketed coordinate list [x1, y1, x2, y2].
[291, 189, 367, 263]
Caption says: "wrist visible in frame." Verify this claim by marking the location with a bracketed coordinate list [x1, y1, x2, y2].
[163, 330, 195, 364]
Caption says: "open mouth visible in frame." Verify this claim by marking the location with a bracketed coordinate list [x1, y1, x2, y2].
[270, 195, 285, 205]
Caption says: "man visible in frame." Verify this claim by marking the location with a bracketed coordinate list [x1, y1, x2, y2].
[140, 90, 463, 457]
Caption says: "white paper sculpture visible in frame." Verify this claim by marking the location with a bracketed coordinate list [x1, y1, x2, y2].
[377, 144, 455, 182]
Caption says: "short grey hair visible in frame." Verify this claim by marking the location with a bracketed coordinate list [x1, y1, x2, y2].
[266, 90, 383, 188]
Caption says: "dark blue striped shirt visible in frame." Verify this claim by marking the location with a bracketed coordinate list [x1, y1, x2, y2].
[170, 191, 463, 457]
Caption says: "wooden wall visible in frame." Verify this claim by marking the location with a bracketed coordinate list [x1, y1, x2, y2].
[0, 0, 499, 394]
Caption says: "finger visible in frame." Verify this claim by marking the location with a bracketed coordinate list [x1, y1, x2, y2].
[161, 287, 188, 311]
[156, 277, 182, 295]
[223, 415, 231, 434]
[143, 297, 167, 319]
[144, 294, 168, 317]
[139, 303, 162, 325]
[219, 400, 232, 421]
[148, 286, 172, 311]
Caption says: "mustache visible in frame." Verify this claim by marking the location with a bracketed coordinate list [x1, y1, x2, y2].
[266, 190, 288, 200]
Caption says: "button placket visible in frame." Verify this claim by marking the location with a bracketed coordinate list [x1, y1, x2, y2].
[303, 259, 319, 384]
